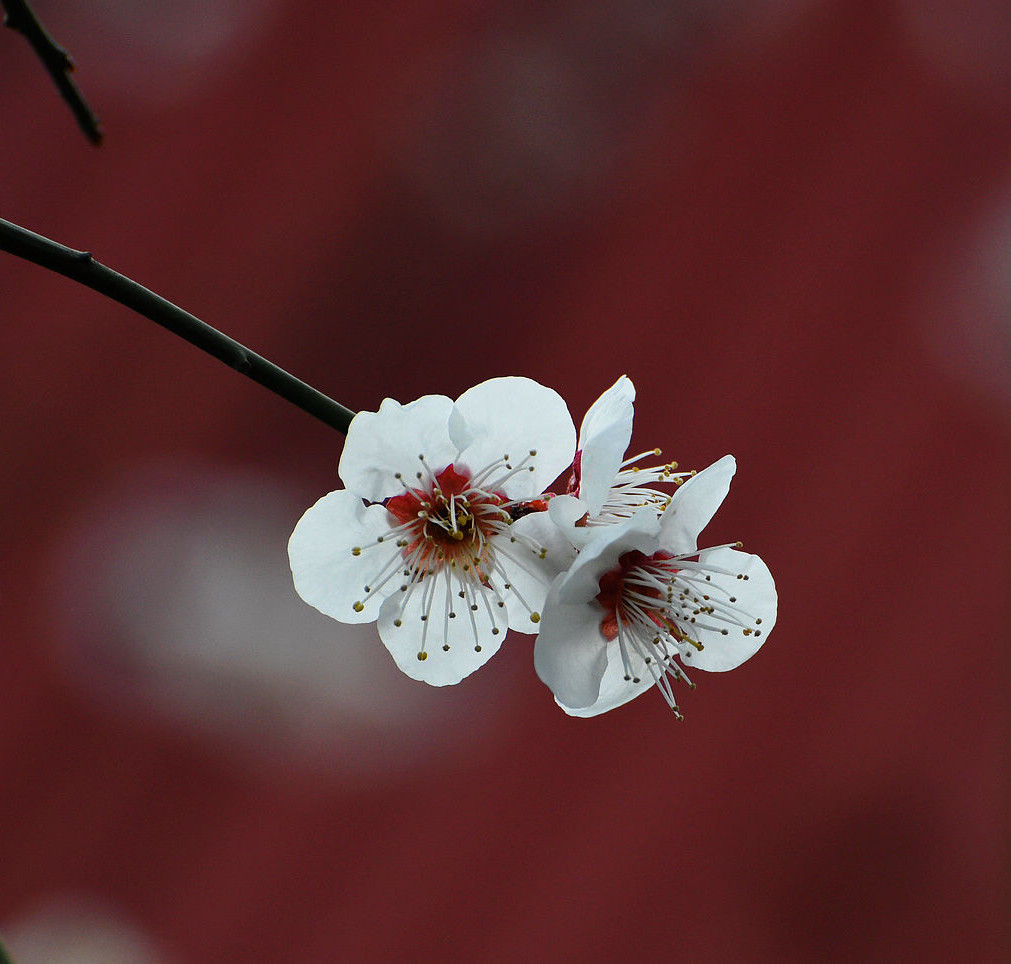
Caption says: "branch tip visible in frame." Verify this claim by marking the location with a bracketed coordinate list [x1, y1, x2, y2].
[3, 0, 103, 145]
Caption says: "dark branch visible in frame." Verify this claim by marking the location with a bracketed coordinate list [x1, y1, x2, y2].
[3, 0, 102, 145]
[0, 217, 356, 434]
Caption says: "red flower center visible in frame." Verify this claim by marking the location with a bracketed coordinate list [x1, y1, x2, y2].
[595, 549, 679, 640]
[384, 464, 508, 574]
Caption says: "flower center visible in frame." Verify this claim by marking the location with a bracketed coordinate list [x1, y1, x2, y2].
[349, 451, 550, 661]
[592, 540, 765, 717]
[385, 463, 508, 576]
[593, 548, 699, 720]
[595, 549, 675, 642]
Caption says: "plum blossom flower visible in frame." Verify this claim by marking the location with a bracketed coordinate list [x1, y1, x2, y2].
[288, 377, 576, 686]
[534, 455, 777, 717]
[548, 375, 691, 543]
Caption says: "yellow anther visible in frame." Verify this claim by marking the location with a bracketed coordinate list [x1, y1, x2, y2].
[530, 612, 541, 624]
[353, 601, 365, 612]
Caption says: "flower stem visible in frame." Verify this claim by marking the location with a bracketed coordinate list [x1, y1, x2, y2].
[2, 0, 102, 145]
[0, 217, 356, 434]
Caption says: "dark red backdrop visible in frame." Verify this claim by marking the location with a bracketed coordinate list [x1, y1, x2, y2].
[1, 1, 1008, 961]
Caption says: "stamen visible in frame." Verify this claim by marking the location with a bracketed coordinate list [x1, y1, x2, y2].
[442, 571, 455, 646]
[619, 447, 663, 468]
[589, 449, 693, 525]
[615, 621, 638, 682]
[468, 454, 511, 488]
[414, 571, 439, 660]
[416, 454, 439, 487]
[458, 577, 486, 651]
[481, 451, 538, 490]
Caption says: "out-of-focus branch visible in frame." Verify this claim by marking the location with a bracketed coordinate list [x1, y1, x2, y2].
[0, 217, 356, 434]
[2, 0, 102, 144]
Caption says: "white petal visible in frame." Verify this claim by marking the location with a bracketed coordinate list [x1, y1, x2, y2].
[497, 511, 578, 632]
[659, 454, 737, 553]
[555, 646, 654, 717]
[547, 493, 589, 532]
[577, 375, 635, 515]
[451, 377, 576, 499]
[547, 493, 608, 550]
[534, 578, 610, 708]
[339, 394, 456, 503]
[555, 510, 660, 606]
[680, 547, 777, 672]
[534, 511, 659, 710]
[376, 571, 506, 685]
[288, 491, 397, 623]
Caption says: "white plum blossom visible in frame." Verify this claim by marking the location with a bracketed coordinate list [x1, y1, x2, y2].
[288, 377, 576, 686]
[534, 455, 777, 717]
[288, 371, 777, 719]
[548, 375, 691, 544]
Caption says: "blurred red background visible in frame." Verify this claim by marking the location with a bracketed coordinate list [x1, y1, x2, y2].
[1, 1, 1008, 961]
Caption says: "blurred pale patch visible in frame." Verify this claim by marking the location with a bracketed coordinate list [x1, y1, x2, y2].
[1, 898, 167, 964]
[50, 0, 279, 104]
[913, 175, 1011, 416]
[46, 463, 505, 780]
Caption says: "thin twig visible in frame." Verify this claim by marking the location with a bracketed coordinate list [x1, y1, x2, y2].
[2, 0, 102, 144]
[0, 217, 356, 434]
